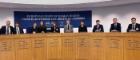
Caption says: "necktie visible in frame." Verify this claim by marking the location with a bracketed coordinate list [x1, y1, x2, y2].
[97, 25, 99, 30]
[132, 24, 135, 30]
[6, 27, 10, 34]
[68, 25, 70, 30]
[54, 27, 56, 32]
[114, 24, 117, 28]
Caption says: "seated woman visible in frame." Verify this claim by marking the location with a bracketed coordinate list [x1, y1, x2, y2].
[50, 22, 60, 33]
[31, 22, 38, 34]
[38, 21, 47, 33]
[78, 21, 87, 32]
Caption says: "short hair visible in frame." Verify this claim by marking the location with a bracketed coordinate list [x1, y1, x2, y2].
[113, 18, 117, 20]
[131, 17, 136, 20]
[96, 20, 100, 22]
[15, 22, 19, 24]
[66, 20, 70, 22]
[80, 20, 84, 22]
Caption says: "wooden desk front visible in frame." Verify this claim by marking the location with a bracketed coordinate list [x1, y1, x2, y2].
[0, 33, 139, 60]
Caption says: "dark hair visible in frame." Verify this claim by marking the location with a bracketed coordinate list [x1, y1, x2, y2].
[96, 20, 100, 22]
[131, 17, 136, 20]
[15, 22, 19, 24]
[80, 20, 84, 22]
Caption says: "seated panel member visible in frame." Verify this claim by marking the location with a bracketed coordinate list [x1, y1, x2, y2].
[31, 22, 38, 34]
[64, 20, 73, 33]
[14, 22, 24, 34]
[1, 20, 14, 34]
[78, 21, 87, 32]
[38, 21, 47, 33]
[0, 28, 1, 35]
[110, 18, 121, 32]
[50, 22, 60, 33]
[93, 20, 104, 32]
[127, 18, 140, 32]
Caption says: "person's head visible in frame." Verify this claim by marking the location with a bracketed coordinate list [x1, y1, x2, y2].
[52, 21, 56, 26]
[96, 20, 100, 25]
[131, 17, 136, 24]
[15, 22, 19, 27]
[66, 20, 70, 24]
[6, 20, 11, 26]
[33, 22, 37, 27]
[80, 21, 85, 25]
[113, 18, 118, 23]
[40, 21, 44, 26]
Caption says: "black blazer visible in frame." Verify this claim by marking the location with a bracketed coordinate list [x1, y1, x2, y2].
[0, 28, 1, 34]
[110, 23, 121, 32]
[50, 26, 60, 33]
[31, 27, 39, 33]
[78, 25, 87, 32]
[93, 24, 104, 32]
[127, 23, 140, 32]
[14, 27, 24, 34]
[38, 26, 46, 33]
[1, 26, 14, 34]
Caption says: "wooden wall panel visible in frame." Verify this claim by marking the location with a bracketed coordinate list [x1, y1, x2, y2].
[0, 33, 139, 60]
[0, 39, 15, 60]
[15, 38, 33, 60]
[32, 38, 46, 60]
[89, 36, 106, 60]
[46, 36, 61, 60]
[133, 37, 140, 60]
[124, 37, 135, 60]
[76, 36, 90, 60]
[106, 37, 124, 60]
[61, 36, 76, 60]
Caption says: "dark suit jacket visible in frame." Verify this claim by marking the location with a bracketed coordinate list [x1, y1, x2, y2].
[50, 26, 60, 33]
[0, 28, 1, 34]
[38, 26, 46, 33]
[93, 24, 104, 32]
[127, 23, 140, 32]
[78, 25, 87, 32]
[1, 26, 14, 34]
[31, 27, 39, 33]
[110, 23, 121, 32]
[64, 24, 73, 33]
[14, 27, 24, 34]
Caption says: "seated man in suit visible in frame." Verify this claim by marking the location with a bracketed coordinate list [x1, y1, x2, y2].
[1, 20, 14, 35]
[93, 20, 104, 32]
[31, 22, 38, 34]
[127, 18, 140, 32]
[64, 20, 73, 33]
[38, 21, 47, 33]
[110, 18, 121, 32]
[14, 22, 24, 34]
[78, 21, 87, 32]
[50, 22, 60, 33]
[0, 28, 1, 35]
